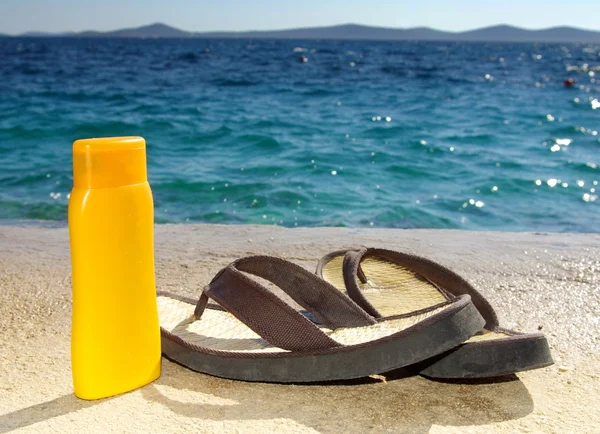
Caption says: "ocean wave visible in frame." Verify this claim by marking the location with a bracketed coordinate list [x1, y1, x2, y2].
[0, 198, 66, 221]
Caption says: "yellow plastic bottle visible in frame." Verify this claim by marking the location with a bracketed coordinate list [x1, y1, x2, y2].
[69, 136, 161, 400]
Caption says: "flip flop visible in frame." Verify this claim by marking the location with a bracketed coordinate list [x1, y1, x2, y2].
[158, 255, 485, 383]
[316, 247, 554, 379]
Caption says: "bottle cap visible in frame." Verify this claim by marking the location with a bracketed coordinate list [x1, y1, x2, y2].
[73, 136, 148, 188]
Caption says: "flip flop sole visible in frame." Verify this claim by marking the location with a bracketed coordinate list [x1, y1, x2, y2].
[415, 333, 553, 379]
[159, 294, 485, 383]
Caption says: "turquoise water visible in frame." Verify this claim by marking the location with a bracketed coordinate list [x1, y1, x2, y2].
[0, 38, 598, 231]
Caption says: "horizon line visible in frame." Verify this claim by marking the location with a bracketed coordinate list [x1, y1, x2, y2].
[4, 21, 600, 37]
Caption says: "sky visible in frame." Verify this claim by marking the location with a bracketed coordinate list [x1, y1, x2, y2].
[2, 0, 600, 35]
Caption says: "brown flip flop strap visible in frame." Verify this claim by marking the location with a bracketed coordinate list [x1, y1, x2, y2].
[195, 256, 376, 352]
[233, 256, 376, 328]
[343, 247, 500, 329]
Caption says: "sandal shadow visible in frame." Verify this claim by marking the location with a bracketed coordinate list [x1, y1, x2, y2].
[140, 358, 534, 433]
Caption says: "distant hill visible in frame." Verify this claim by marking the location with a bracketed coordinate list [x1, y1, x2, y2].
[104, 23, 190, 38]
[73, 23, 189, 38]
[458, 24, 600, 43]
[8, 22, 600, 43]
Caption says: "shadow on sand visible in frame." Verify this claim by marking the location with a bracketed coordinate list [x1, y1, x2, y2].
[140, 359, 534, 433]
[0, 359, 533, 433]
[0, 393, 111, 433]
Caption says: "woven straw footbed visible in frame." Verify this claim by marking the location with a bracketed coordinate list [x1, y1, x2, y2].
[157, 295, 451, 353]
[321, 255, 509, 343]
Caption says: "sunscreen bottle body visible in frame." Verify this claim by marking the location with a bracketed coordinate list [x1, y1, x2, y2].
[69, 137, 160, 400]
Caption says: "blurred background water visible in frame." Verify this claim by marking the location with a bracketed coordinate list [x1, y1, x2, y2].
[0, 38, 598, 231]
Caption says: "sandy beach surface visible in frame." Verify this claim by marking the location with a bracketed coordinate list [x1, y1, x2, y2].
[1, 224, 599, 433]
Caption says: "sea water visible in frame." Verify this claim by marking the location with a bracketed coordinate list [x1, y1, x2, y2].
[0, 38, 598, 232]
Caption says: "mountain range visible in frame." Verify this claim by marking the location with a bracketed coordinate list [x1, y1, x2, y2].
[7, 22, 600, 43]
